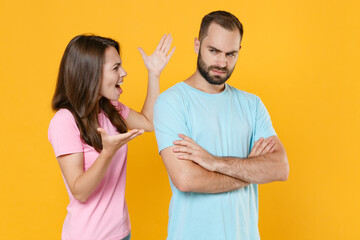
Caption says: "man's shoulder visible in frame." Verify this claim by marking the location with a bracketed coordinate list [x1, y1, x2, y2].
[226, 84, 260, 103]
[157, 82, 186, 102]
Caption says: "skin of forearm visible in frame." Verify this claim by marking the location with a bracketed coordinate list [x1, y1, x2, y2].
[214, 151, 289, 184]
[140, 72, 160, 131]
[72, 150, 115, 202]
[161, 148, 250, 194]
[180, 163, 251, 193]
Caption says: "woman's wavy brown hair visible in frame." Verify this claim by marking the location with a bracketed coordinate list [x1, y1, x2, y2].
[52, 35, 128, 152]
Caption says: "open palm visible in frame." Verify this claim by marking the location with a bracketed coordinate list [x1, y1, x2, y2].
[138, 34, 175, 77]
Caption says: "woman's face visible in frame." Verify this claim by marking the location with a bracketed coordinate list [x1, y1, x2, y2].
[99, 46, 127, 101]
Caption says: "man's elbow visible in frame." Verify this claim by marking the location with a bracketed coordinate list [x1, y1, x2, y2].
[171, 172, 193, 192]
[278, 155, 289, 181]
[175, 182, 189, 192]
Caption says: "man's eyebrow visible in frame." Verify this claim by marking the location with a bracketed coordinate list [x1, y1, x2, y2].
[208, 46, 221, 52]
[226, 50, 238, 55]
[208, 45, 238, 54]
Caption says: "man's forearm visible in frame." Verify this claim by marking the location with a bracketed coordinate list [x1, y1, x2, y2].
[178, 161, 250, 193]
[213, 150, 289, 184]
[161, 147, 250, 194]
[174, 134, 289, 185]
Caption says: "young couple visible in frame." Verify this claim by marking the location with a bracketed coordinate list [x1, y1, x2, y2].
[49, 10, 288, 240]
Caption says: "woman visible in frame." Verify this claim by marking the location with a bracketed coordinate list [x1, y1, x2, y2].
[48, 34, 174, 240]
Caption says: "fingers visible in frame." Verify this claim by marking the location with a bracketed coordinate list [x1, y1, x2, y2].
[173, 137, 197, 157]
[177, 154, 202, 166]
[178, 133, 196, 144]
[167, 47, 176, 61]
[177, 154, 191, 161]
[162, 34, 172, 54]
[262, 140, 275, 154]
[249, 137, 264, 156]
[177, 153, 199, 163]
[258, 138, 274, 155]
[249, 137, 275, 157]
[173, 139, 192, 147]
[127, 129, 145, 141]
[123, 129, 144, 140]
[140, 34, 174, 56]
[109, 129, 144, 144]
[173, 145, 193, 154]
[268, 143, 275, 153]
[137, 47, 146, 60]
[155, 34, 167, 51]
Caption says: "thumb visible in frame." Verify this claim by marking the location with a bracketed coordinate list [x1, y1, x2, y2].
[137, 47, 146, 60]
[97, 128, 107, 138]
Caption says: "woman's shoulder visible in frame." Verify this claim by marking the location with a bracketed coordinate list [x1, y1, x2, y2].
[52, 108, 75, 119]
[49, 108, 77, 129]
[48, 108, 83, 156]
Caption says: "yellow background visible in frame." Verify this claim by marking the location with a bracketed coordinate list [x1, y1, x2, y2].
[1, 0, 359, 239]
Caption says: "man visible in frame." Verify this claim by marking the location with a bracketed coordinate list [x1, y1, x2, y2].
[154, 10, 289, 240]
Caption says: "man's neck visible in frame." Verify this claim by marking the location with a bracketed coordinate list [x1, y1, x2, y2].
[184, 70, 225, 94]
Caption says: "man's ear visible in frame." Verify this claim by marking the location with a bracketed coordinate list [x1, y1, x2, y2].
[194, 37, 200, 55]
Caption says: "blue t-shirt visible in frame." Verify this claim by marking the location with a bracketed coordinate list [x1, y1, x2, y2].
[154, 82, 276, 240]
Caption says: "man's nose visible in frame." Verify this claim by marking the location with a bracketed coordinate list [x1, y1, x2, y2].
[216, 54, 227, 68]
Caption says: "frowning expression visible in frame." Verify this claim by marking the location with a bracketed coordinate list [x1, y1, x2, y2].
[196, 23, 241, 85]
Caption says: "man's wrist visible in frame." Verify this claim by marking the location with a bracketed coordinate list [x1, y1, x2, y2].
[212, 156, 224, 172]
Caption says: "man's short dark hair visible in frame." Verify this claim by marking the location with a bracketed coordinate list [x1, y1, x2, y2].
[198, 10, 243, 42]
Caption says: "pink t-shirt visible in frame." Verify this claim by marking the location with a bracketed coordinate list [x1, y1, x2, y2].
[48, 101, 131, 240]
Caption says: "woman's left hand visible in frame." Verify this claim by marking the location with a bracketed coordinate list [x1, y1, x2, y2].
[138, 34, 175, 77]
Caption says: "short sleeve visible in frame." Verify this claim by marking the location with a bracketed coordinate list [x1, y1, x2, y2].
[112, 101, 130, 119]
[154, 94, 189, 153]
[48, 110, 83, 158]
[254, 97, 276, 141]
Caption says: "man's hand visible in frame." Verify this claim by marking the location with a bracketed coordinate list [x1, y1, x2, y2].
[173, 134, 218, 171]
[173, 134, 275, 172]
[248, 137, 275, 157]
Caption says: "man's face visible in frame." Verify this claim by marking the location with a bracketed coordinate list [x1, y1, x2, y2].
[196, 23, 241, 85]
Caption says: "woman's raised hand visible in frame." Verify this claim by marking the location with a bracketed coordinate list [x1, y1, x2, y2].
[97, 128, 144, 154]
[138, 34, 175, 77]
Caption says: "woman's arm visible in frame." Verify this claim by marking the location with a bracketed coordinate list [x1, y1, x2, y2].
[126, 34, 175, 131]
[57, 128, 144, 203]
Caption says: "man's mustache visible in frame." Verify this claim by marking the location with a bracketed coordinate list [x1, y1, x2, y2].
[209, 66, 228, 72]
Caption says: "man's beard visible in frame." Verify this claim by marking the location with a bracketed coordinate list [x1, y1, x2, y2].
[197, 50, 235, 85]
